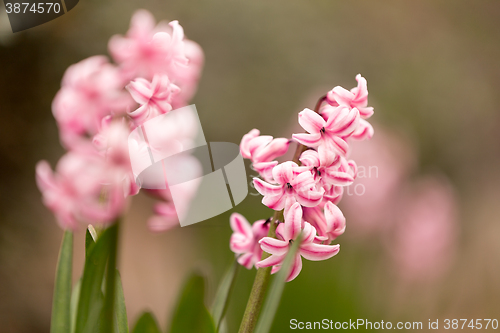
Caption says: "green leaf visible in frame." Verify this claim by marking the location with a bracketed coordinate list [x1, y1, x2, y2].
[100, 223, 119, 333]
[211, 260, 239, 330]
[70, 278, 82, 333]
[85, 225, 98, 258]
[254, 233, 302, 333]
[50, 230, 73, 333]
[132, 312, 161, 333]
[114, 270, 129, 333]
[75, 224, 117, 333]
[169, 273, 216, 333]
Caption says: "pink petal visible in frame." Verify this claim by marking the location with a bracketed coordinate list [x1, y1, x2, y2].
[300, 243, 340, 261]
[290, 171, 315, 192]
[259, 237, 289, 256]
[252, 219, 271, 240]
[253, 161, 278, 182]
[298, 108, 325, 134]
[230, 213, 253, 238]
[351, 119, 374, 140]
[323, 170, 354, 186]
[286, 254, 303, 282]
[36, 161, 56, 192]
[253, 178, 283, 196]
[300, 222, 317, 244]
[127, 78, 152, 104]
[317, 142, 337, 166]
[275, 223, 286, 241]
[327, 86, 354, 106]
[295, 188, 323, 207]
[240, 129, 260, 159]
[326, 107, 359, 137]
[262, 192, 287, 211]
[256, 253, 286, 268]
[292, 132, 321, 147]
[324, 201, 346, 235]
[299, 150, 320, 168]
[358, 107, 374, 119]
[248, 135, 273, 157]
[237, 253, 255, 269]
[253, 138, 290, 163]
[303, 206, 328, 237]
[272, 161, 297, 185]
[351, 74, 368, 107]
[284, 202, 303, 241]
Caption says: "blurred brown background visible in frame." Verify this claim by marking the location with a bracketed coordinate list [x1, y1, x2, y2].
[1, 0, 500, 332]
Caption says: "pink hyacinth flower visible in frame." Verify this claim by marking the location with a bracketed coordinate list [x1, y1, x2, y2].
[230, 213, 270, 269]
[240, 129, 290, 181]
[36, 152, 127, 230]
[109, 10, 188, 81]
[253, 161, 323, 214]
[170, 39, 205, 108]
[92, 119, 139, 196]
[392, 176, 459, 282]
[256, 203, 340, 282]
[292, 107, 359, 166]
[326, 74, 374, 119]
[52, 56, 132, 148]
[126, 74, 180, 125]
[299, 150, 355, 189]
[302, 201, 346, 244]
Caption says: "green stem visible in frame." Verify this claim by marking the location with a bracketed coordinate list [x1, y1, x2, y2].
[100, 222, 119, 333]
[238, 95, 327, 333]
[238, 210, 281, 333]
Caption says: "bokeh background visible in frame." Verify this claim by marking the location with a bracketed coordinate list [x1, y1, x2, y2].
[1, 0, 500, 332]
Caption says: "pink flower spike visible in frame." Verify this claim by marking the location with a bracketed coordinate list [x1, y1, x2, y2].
[229, 213, 270, 269]
[326, 74, 374, 119]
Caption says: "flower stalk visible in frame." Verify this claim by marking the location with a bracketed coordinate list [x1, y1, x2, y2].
[238, 95, 327, 333]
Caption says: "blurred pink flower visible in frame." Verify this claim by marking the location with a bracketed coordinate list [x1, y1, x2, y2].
[92, 119, 139, 196]
[292, 107, 359, 165]
[109, 9, 188, 81]
[36, 152, 127, 230]
[52, 56, 132, 148]
[391, 176, 459, 282]
[326, 74, 374, 119]
[257, 203, 340, 281]
[229, 213, 270, 269]
[170, 39, 204, 108]
[126, 74, 180, 125]
[342, 128, 415, 235]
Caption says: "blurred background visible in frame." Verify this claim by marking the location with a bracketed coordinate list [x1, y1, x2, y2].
[1, 0, 500, 332]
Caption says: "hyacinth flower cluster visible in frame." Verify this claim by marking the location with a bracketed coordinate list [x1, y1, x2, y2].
[36, 10, 204, 231]
[230, 74, 374, 282]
